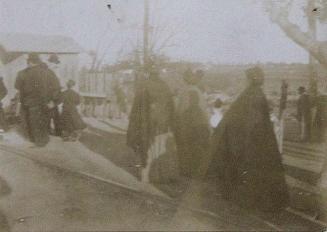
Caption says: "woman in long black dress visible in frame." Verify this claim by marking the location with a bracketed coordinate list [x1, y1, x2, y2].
[206, 67, 289, 212]
[60, 80, 86, 141]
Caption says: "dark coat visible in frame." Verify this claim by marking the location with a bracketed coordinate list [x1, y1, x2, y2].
[206, 85, 289, 212]
[313, 95, 327, 142]
[297, 93, 311, 122]
[42, 63, 61, 104]
[15, 64, 50, 146]
[15, 64, 49, 107]
[177, 89, 210, 177]
[127, 75, 175, 167]
[0, 80, 7, 102]
[0, 80, 8, 130]
[60, 89, 86, 133]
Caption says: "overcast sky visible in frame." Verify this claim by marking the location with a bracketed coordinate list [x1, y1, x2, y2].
[1, 0, 326, 64]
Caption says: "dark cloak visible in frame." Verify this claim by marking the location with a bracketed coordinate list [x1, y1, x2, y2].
[60, 89, 86, 133]
[15, 64, 50, 146]
[0, 80, 8, 130]
[127, 75, 175, 167]
[177, 89, 210, 177]
[206, 85, 289, 212]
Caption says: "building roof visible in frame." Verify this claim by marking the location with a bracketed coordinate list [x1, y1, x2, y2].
[0, 33, 83, 54]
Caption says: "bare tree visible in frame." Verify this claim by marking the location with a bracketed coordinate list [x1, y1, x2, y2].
[138, 0, 187, 61]
[264, 0, 327, 69]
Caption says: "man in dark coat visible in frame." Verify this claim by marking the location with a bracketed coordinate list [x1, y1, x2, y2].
[15, 53, 50, 147]
[205, 67, 289, 212]
[127, 63, 176, 182]
[297, 86, 312, 142]
[0, 77, 8, 131]
[313, 94, 327, 143]
[45, 54, 62, 136]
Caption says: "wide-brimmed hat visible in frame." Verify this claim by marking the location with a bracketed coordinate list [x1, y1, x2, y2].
[48, 54, 60, 64]
[27, 53, 41, 64]
[298, 86, 306, 93]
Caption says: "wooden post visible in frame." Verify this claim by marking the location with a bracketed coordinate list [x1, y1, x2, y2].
[143, 0, 149, 67]
[307, 0, 318, 98]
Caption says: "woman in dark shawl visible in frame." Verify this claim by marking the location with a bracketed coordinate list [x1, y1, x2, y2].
[179, 89, 210, 178]
[206, 67, 289, 212]
[175, 69, 210, 178]
[60, 80, 86, 141]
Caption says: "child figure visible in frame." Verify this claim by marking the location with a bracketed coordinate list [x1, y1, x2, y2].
[61, 80, 86, 141]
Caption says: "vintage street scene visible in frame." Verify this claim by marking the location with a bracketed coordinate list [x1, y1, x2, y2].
[0, 0, 327, 231]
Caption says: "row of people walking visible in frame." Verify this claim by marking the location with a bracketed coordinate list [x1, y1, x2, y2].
[14, 53, 86, 146]
[127, 64, 289, 212]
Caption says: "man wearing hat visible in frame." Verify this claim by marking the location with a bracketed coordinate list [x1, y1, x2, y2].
[45, 53, 62, 136]
[203, 67, 289, 212]
[127, 63, 177, 183]
[15, 53, 50, 146]
[296, 86, 312, 142]
[0, 77, 8, 132]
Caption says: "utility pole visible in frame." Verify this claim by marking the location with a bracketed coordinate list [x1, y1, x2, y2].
[143, 0, 149, 67]
[307, 0, 318, 97]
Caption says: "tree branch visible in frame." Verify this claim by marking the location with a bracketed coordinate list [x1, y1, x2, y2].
[265, 0, 327, 68]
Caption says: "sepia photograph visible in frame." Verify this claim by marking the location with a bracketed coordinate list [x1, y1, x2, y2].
[0, 0, 327, 231]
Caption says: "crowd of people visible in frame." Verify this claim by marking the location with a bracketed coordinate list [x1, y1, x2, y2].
[0, 52, 326, 214]
[127, 64, 292, 212]
[12, 53, 86, 146]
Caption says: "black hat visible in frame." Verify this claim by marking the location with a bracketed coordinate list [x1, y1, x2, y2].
[214, 98, 223, 108]
[67, 79, 76, 88]
[27, 53, 41, 64]
[48, 54, 60, 64]
[298, 86, 306, 93]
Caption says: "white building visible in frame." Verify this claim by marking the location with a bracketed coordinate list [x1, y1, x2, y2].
[0, 33, 83, 105]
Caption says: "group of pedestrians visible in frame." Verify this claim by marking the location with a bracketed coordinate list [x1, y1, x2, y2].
[296, 85, 327, 143]
[127, 64, 289, 212]
[14, 53, 86, 147]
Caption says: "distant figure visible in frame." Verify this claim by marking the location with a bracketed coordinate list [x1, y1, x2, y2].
[114, 84, 127, 119]
[15, 53, 50, 147]
[313, 94, 327, 143]
[0, 77, 8, 132]
[175, 69, 209, 178]
[279, 79, 288, 119]
[127, 63, 177, 183]
[210, 98, 223, 129]
[194, 69, 206, 93]
[297, 86, 312, 142]
[60, 80, 86, 141]
[269, 101, 283, 153]
[179, 89, 210, 177]
[205, 67, 289, 212]
[45, 54, 62, 136]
